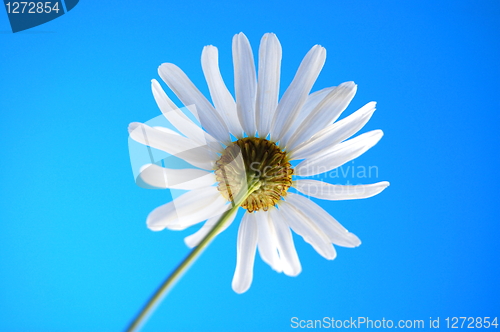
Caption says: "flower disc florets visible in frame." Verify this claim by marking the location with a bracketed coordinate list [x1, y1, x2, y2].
[215, 137, 293, 212]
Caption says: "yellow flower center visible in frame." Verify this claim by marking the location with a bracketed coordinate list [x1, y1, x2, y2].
[214, 137, 293, 212]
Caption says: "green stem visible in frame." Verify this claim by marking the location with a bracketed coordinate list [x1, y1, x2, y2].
[125, 182, 260, 332]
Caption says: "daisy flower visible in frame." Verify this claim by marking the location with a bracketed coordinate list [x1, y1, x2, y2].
[129, 32, 389, 295]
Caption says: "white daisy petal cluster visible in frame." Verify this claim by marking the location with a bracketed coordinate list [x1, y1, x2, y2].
[129, 32, 389, 294]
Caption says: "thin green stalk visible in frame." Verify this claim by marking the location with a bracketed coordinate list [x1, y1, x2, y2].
[125, 182, 260, 332]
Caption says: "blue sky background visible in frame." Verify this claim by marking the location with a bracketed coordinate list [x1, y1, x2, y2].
[1, 0, 499, 331]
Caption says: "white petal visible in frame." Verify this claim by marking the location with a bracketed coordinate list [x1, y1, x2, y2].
[128, 122, 214, 170]
[294, 180, 390, 200]
[201, 46, 244, 138]
[268, 207, 301, 276]
[285, 82, 357, 150]
[233, 33, 257, 136]
[291, 102, 376, 160]
[232, 212, 258, 294]
[147, 186, 228, 231]
[283, 87, 335, 139]
[295, 130, 384, 177]
[270, 45, 326, 142]
[151, 79, 222, 153]
[285, 193, 361, 247]
[152, 126, 182, 136]
[279, 201, 336, 260]
[184, 209, 237, 248]
[255, 33, 281, 138]
[255, 211, 282, 272]
[158, 63, 230, 144]
[151, 79, 178, 110]
[138, 164, 216, 190]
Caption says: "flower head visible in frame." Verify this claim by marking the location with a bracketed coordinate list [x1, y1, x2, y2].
[129, 32, 389, 294]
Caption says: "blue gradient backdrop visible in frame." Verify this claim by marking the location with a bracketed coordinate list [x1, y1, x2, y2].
[1, 1, 499, 331]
